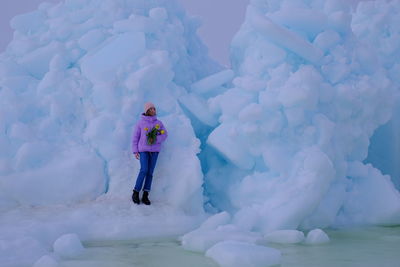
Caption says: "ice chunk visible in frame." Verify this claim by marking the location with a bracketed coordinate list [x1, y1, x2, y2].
[10, 10, 46, 34]
[0, 58, 28, 76]
[264, 230, 305, 244]
[80, 32, 145, 82]
[233, 76, 266, 92]
[321, 58, 351, 84]
[149, 7, 168, 21]
[53, 233, 84, 258]
[214, 88, 255, 120]
[2, 147, 106, 206]
[191, 69, 234, 95]
[182, 224, 261, 253]
[277, 65, 321, 109]
[305, 229, 330, 244]
[199, 211, 232, 230]
[241, 41, 287, 71]
[207, 122, 255, 170]
[125, 52, 174, 96]
[300, 181, 347, 230]
[261, 143, 293, 174]
[33, 255, 59, 267]
[14, 142, 54, 171]
[232, 147, 336, 232]
[17, 42, 63, 79]
[238, 103, 263, 122]
[269, 7, 331, 38]
[313, 30, 341, 52]
[178, 93, 218, 127]
[49, 54, 70, 71]
[206, 240, 281, 267]
[247, 6, 323, 64]
[78, 29, 107, 51]
[2, 75, 35, 93]
[340, 162, 400, 225]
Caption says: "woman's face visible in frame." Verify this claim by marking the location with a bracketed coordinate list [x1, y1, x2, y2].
[148, 107, 156, 116]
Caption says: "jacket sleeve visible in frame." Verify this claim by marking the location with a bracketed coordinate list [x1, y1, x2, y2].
[132, 122, 141, 153]
[157, 121, 168, 143]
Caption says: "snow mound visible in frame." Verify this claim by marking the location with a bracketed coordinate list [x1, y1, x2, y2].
[200, 0, 400, 233]
[0, 0, 221, 212]
[53, 233, 84, 258]
[305, 228, 330, 244]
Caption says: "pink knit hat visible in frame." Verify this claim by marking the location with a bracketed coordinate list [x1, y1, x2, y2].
[144, 102, 155, 113]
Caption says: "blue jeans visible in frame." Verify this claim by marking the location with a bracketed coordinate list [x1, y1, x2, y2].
[134, 152, 159, 192]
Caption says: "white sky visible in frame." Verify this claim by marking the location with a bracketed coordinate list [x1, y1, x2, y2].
[0, 0, 249, 66]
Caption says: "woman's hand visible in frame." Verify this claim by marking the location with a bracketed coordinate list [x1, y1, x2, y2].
[135, 153, 140, 160]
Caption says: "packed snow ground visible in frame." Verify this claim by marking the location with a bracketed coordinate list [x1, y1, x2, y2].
[1, 0, 400, 266]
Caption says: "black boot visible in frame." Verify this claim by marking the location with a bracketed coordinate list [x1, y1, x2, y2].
[142, 191, 151, 205]
[132, 190, 140, 204]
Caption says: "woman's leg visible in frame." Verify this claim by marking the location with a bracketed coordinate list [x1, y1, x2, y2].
[143, 152, 159, 192]
[134, 152, 150, 192]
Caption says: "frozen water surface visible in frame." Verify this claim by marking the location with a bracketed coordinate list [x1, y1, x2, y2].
[60, 238, 218, 267]
[57, 227, 400, 267]
[271, 226, 400, 267]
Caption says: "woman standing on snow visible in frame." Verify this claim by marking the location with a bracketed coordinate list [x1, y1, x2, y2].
[131, 102, 168, 205]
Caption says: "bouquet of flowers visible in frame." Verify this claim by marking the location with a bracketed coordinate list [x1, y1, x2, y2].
[144, 124, 165, 145]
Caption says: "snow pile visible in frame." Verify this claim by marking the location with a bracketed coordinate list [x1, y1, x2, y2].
[193, 0, 400, 232]
[354, 0, 400, 191]
[0, 0, 221, 211]
[0, 0, 219, 266]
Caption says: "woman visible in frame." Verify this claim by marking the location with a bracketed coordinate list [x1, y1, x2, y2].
[131, 102, 168, 205]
